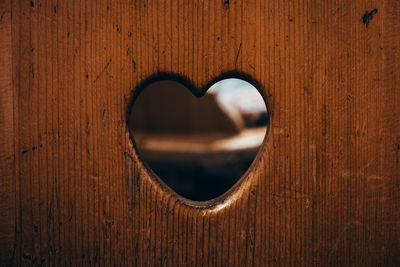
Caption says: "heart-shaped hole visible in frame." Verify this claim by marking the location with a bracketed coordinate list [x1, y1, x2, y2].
[128, 75, 269, 201]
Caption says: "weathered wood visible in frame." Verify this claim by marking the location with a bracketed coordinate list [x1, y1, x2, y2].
[1, 0, 399, 266]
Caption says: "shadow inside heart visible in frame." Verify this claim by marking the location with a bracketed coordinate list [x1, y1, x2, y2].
[128, 77, 268, 201]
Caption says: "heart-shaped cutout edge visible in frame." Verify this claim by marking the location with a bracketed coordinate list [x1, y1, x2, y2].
[126, 71, 271, 207]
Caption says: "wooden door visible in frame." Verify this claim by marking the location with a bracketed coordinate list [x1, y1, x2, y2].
[1, 0, 399, 266]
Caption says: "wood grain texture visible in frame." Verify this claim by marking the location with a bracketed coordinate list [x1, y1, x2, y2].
[1, 0, 399, 266]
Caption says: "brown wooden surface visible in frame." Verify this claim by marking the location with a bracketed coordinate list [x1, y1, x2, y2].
[1, 0, 399, 266]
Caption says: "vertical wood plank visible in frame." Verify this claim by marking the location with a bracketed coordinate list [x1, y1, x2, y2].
[0, 0, 399, 265]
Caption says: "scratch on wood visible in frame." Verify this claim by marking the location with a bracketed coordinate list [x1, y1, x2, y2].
[362, 9, 378, 28]
[21, 144, 43, 155]
[310, 144, 317, 186]
[132, 59, 136, 72]
[328, 220, 362, 258]
[223, 0, 229, 10]
[125, 152, 136, 210]
[235, 42, 242, 67]
[367, 175, 390, 181]
[93, 58, 112, 83]
[0, 11, 6, 22]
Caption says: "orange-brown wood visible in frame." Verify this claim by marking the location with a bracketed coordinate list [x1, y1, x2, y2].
[1, 0, 399, 266]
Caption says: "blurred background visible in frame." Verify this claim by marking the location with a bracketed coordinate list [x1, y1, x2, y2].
[129, 79, 268, 201]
